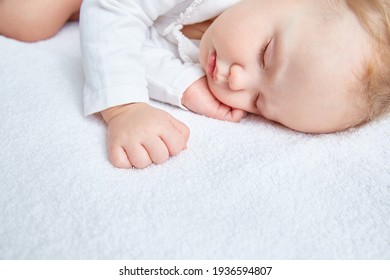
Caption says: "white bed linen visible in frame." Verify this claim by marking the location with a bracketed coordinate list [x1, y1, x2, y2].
[1, 23, 389, 259]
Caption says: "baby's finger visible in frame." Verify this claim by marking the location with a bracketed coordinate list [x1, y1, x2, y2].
[108, 145, 133, 169]
[160, 128, 187, 156]
[168, 118, 190, 144]
[209, 103, 233, 121]
[142, 137, 170, 164]
[227, 108, 247, 122]
[214, 103, 246, 123]
[124, 144, 153, 169]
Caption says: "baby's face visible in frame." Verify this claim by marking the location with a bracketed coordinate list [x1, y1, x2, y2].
[199, 0, 370, 133]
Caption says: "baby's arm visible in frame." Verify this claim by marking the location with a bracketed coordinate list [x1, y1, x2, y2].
[81, 0, 190, 115]
[81, 0, 191, 169]
[143, 30, 246, 123]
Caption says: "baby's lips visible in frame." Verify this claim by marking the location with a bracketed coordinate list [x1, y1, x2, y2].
[207, 52, 217, 78]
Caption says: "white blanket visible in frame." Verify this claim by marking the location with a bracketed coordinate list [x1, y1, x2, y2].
[1, 23, 389, 259]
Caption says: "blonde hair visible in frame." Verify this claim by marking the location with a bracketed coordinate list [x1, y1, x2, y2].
[346, 0, 390, 122]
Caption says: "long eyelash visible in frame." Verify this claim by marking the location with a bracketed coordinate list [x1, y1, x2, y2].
[260, 40, 271, 68]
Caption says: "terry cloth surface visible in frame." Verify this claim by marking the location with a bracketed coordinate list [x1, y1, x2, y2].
[1, 23, 389, 259]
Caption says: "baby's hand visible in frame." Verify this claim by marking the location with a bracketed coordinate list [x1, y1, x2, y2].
[101, 103, 189, 169]
[182, 77, 246, 122]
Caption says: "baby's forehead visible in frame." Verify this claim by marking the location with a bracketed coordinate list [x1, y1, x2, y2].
[307, 16, 370, 87]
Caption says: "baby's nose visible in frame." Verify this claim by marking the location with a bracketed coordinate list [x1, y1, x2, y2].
[228, 64, 249, 91]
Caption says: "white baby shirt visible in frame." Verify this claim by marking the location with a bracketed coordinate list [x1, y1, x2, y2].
[80, 0, 239, 115]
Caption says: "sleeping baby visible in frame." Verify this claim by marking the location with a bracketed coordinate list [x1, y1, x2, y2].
[1, 0, 389, 168]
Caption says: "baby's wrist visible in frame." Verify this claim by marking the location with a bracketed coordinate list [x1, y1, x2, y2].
[101, 103, 147, 123]
[182, 78, 202, 108]
[181, 90, 191, 109]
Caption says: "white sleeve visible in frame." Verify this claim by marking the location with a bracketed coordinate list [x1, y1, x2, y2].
[80, 0, 189, 115]
[143, 31, 205, 110]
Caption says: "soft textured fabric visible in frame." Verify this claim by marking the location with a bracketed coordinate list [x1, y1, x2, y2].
[80, 0, 238, 115]
[1, 23, 390, 259]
